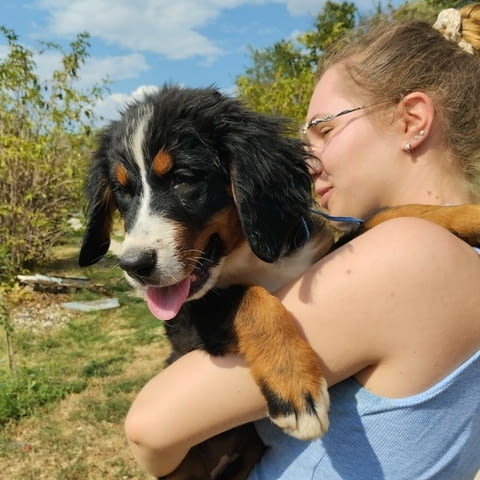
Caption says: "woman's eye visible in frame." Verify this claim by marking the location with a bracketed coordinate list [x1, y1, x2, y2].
[313, 124, 333, 138]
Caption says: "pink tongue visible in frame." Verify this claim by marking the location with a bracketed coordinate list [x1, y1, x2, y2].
[146, 277, 191, 321]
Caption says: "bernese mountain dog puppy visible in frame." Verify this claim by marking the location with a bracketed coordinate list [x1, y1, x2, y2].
[79, 85, 480, 479]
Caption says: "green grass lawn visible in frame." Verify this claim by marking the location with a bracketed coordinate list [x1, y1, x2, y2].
[0, 233, 171, 479]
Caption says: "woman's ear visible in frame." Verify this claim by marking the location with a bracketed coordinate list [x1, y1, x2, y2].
[398, 92, 434, 153]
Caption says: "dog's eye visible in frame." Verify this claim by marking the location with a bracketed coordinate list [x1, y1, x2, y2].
[172, 170, 198, 186]
[172, 169, 208, 210]
[113, 180, 134, 197]
[113, 186, 132, 213]
[111, 178, 136, 215]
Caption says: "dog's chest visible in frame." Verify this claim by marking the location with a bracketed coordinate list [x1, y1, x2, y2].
[216, 241, 321, 292]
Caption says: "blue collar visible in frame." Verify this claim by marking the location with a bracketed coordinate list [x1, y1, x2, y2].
[310, 208, 364, 225]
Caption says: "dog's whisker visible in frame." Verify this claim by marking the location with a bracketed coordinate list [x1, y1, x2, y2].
[183, 249, 206, 257]
[188, 256, 202, 261]
[201, 258, 216, 266]
[187, 260, 202, 268]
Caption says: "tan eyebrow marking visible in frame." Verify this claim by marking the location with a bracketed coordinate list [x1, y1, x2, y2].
[115, 163, 129, 186]
[152, 150, 173, 176]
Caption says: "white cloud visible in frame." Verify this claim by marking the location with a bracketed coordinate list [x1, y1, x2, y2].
[35, 0, 321, 60]
[81, 54, 150, 85]
[284, 0, 392, 15]
[284, 0, 326, 15]
[37, 0, 226, 60]
[129, 84, 162, 102]
[94, 84, 161, 122]
[31, 48, 149, 90]
[94, 92, 129, 122]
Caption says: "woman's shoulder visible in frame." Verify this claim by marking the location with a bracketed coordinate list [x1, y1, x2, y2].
[339, 214, 480, 335]
[319, 214, 479, 284]
[335, 215, 480, 286]
[356, 213, 478, 259]
[282, 215, 480, 394]
[336, 216, 480, 395]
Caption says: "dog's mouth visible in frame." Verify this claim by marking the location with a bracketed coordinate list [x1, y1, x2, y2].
[146, 234, 222, 321]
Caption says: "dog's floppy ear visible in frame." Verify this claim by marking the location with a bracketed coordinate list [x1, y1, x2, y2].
[225, 112, 313, 263]
[78, 136, 116, 267]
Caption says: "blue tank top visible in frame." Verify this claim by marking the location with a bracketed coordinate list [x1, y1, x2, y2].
[248, 348, 480, 479]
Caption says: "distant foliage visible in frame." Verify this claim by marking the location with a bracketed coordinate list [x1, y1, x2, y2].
[235, 1, 357, 123]
[235, 0, 448, 123]
[236, 39, 314, 122]
[0, 27, 107, 283]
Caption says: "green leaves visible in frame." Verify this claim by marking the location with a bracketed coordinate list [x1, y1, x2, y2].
[234, 0, 444, 122]
[235, 1, 358, 123]
[0, 28, 108, 284]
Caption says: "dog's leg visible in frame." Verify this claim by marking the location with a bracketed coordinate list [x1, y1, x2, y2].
[157, 445, 212, 480]
[158, 424, 265, 480]
[232, 285, 329, 440]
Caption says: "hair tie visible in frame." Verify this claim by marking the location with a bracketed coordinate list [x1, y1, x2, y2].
[433, 8, 474, 54]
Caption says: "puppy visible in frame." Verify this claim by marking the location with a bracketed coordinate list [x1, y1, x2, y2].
[79, 85, 480, 479]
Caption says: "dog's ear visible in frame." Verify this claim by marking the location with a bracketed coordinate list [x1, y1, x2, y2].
[78, 141, 116, 267]
[225, 113, 313, 263]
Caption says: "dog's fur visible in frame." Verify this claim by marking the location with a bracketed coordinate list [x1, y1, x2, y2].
[79, 85, 480, 479]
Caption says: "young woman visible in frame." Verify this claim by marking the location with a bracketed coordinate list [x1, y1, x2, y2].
[125, 4, 480, 479]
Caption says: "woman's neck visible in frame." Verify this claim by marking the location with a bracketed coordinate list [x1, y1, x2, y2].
[391, 155, 472, 206]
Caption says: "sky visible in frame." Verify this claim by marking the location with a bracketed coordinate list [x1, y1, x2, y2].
[1, 0, 388, 123]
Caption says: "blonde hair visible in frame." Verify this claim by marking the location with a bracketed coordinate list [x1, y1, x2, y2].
[451, 3, 480, 52]
[319, 3, 480, 200]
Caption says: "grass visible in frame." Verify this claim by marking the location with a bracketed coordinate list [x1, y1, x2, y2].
[0, 231, 171, 479]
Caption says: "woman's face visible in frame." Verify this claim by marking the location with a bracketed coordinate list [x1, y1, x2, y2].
[305, 65, 404, 219]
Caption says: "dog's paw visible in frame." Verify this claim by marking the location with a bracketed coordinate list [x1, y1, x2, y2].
[260, 374, 330, 440]
[234, 285, 330, 440]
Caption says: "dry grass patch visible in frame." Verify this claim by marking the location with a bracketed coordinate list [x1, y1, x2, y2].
[1, 236, 172, 479]
[1, 342, 170, 480]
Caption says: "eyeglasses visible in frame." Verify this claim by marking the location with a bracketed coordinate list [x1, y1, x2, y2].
[301, 104, 372, 135]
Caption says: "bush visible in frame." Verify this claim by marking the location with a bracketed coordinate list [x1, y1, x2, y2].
[0, 27, 107, 282]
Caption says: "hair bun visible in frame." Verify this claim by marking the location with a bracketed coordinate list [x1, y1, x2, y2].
[433, 7, 475, 54]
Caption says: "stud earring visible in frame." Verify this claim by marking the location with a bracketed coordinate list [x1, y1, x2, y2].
[405, 130, 425, 153]
[414, 129, 425, 140]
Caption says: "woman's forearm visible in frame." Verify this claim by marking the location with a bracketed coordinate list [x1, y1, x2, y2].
[125, 350, 267, 477]
[127, 436, 189, 477]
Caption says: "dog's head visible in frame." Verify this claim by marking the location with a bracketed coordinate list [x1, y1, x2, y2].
[79, 86, 313, 318]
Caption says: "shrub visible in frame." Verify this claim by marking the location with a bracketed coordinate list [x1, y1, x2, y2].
[0, 27, 107, 282]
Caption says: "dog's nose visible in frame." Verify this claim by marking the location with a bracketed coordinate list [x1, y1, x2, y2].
[119, 249, 157, 282]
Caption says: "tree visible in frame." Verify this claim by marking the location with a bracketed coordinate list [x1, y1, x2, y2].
[235, 0, 451, 121]
[236, 39, 313, 121]
[0, 28, 108, 373]
[235, 1, 358, 123]
[299, 1, 357, 66]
